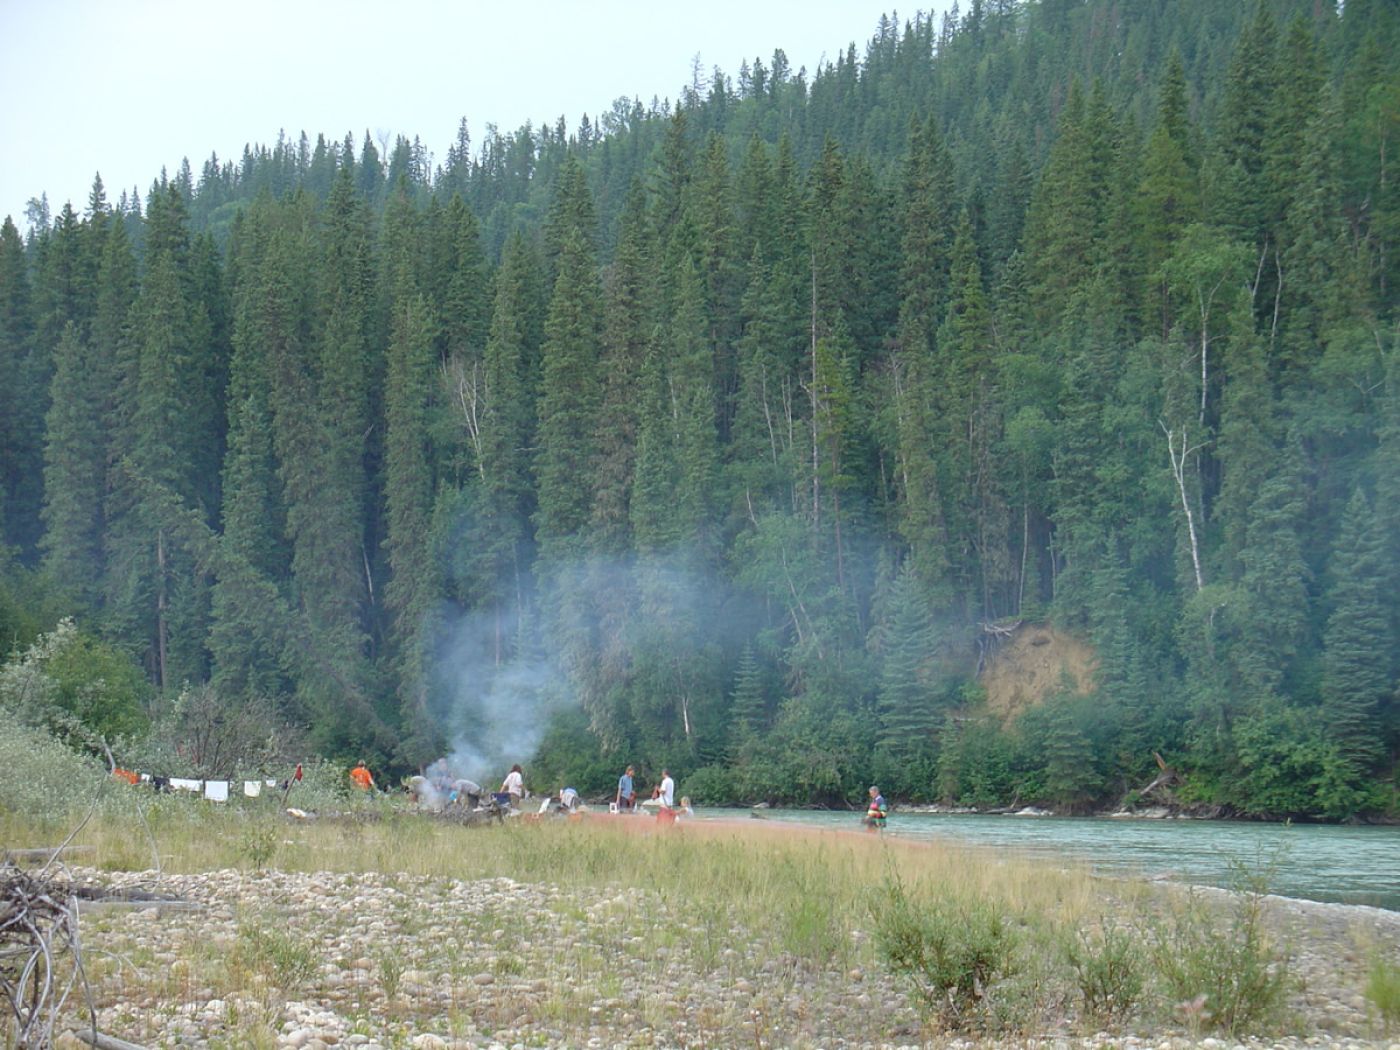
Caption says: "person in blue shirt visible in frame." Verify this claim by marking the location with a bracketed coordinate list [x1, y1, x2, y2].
[616, 764, 636, 812]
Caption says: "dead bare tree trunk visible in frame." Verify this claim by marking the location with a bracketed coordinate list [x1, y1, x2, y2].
[1161, 421, 1207, 593]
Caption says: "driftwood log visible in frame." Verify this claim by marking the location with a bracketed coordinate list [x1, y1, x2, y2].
[3, 867, 182, 1047]
[69, 1027, 150, 1050]
[2, 848, 95, 864]
[1121, 751, 1182, 810]
[1, 868, 89, 1048]
[975, 619, 1024, 674]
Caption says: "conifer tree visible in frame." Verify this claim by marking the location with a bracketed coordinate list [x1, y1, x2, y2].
[543, 157, 598, 287]
[383, 266, 442, 763]
[875, 560, 938, 755]
[1214, 302, 1278, 580]
[1320, 490, 1390, 775]
[263, 195, 375, 739]
[938, 209, 1009, 619]
[1138, 93, 1200, 337]
[691, 132, 741, 434]
[591, 182, 654, 552]
[437, 194, 492, 388]
[1215, 1, 1279, 243]
[729, 641, 767, 742]
[534, 225, 603, 556]
[1279, 93, 1352, 376]
[898, 116, 957, 340]
[465, 230, 540, 637]
[729, 250, 804, 515]
[40, 323, 107, 605]
[1229, 442, 1311, 706]
[629, 343, 679, 553]
[667, 256, 721, 549]
[303, 171, 375, 631]
[1025, 81, 1101, 318]
[108, 235, 212, 688]
[1040, 697, 1100, 811]
[0, 217, 36, 552]
[806, 137, 850, 345]
[209, 203, 295, 698]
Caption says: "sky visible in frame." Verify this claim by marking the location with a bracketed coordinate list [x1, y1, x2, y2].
[0, 0, 935, 230]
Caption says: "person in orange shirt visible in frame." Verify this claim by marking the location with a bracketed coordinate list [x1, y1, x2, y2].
[349, 760, 375, 790]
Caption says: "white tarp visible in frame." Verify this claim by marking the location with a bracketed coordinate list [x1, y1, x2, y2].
[204, 780, 229, 802]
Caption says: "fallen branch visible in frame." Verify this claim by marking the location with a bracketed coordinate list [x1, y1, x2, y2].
[69, 1027, 150, 1050]
[1122, 752, 1181, 809]
[3, 848, 95, 863]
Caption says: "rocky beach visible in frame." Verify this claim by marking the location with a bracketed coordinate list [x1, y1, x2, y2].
[36, 846, 1400, 1050]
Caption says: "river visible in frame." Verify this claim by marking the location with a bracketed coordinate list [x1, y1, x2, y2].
[703, 808, 1400, 910]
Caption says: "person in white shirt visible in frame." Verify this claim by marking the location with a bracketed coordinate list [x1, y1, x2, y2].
[501, 764, 524, 806]
[658, 769, 675, 808]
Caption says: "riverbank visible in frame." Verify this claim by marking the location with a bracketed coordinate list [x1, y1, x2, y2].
[889, 801, 1400, 824]
[736, 806, 1400, 911]
[42, 863, 1400, 1049]
[7, 813, 1399, 1047]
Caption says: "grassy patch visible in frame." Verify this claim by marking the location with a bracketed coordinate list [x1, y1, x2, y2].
[1366, 951, 1400, 1034]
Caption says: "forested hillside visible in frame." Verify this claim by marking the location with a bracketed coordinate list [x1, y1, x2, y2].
[2, 0, 1398, 818]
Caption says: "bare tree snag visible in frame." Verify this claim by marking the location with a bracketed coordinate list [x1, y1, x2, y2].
[1161, 421, 1207, 593]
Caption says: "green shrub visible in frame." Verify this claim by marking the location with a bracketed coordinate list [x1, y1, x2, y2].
[0, 618, 148, 746]
[0, 720, 108, 824]
[681, 764, 736, 805]
[234, 924, 318, 991]
[376, 947, 407, 999]
[1065, 918, 1145, 1025]
[1151, 887, 1293, 1036]
[871, 877, 1019, 1031]
[238, 818, 280, 872]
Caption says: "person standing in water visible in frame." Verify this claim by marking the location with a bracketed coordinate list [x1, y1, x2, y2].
[863, 785, 888, 830]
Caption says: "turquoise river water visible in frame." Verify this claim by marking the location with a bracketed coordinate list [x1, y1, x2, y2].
[698, 808, 1400, 911]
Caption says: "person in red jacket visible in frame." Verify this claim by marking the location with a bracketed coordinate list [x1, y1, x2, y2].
[349, 760, 375, 790]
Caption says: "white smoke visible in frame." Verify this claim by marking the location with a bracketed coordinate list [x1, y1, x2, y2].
[427, 603, 571, 786]
[423, 547, 754, 789]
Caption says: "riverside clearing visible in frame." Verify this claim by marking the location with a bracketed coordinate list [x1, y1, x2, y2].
[9, 814, 1400, 1048]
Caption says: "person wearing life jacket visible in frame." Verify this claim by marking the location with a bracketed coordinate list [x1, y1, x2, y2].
[863, 785, 888, 829]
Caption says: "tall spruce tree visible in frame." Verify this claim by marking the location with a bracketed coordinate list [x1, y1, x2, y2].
[534, 227, 603, 554]
[0, 217, 34, 550]
[1319, 490, 1390, 777]
[40, 323, 107, 605]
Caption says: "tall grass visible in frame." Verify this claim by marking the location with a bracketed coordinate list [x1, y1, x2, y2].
[1366, 951, 1400, 1034]
[0, 795, 1331, 1041]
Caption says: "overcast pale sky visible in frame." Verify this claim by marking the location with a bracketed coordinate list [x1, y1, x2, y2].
[0, 0, 937, 230]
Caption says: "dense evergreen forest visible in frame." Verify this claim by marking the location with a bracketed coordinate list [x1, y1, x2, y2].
[2, 0, 1398, 819]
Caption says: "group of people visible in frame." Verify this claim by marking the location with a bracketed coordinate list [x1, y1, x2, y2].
[351, 760, 484, 811]
[354, 758, 881, 827]
[615, 765, 691, 816]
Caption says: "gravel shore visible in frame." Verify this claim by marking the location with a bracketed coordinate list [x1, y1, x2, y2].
[42, 863, 1400, 1050]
